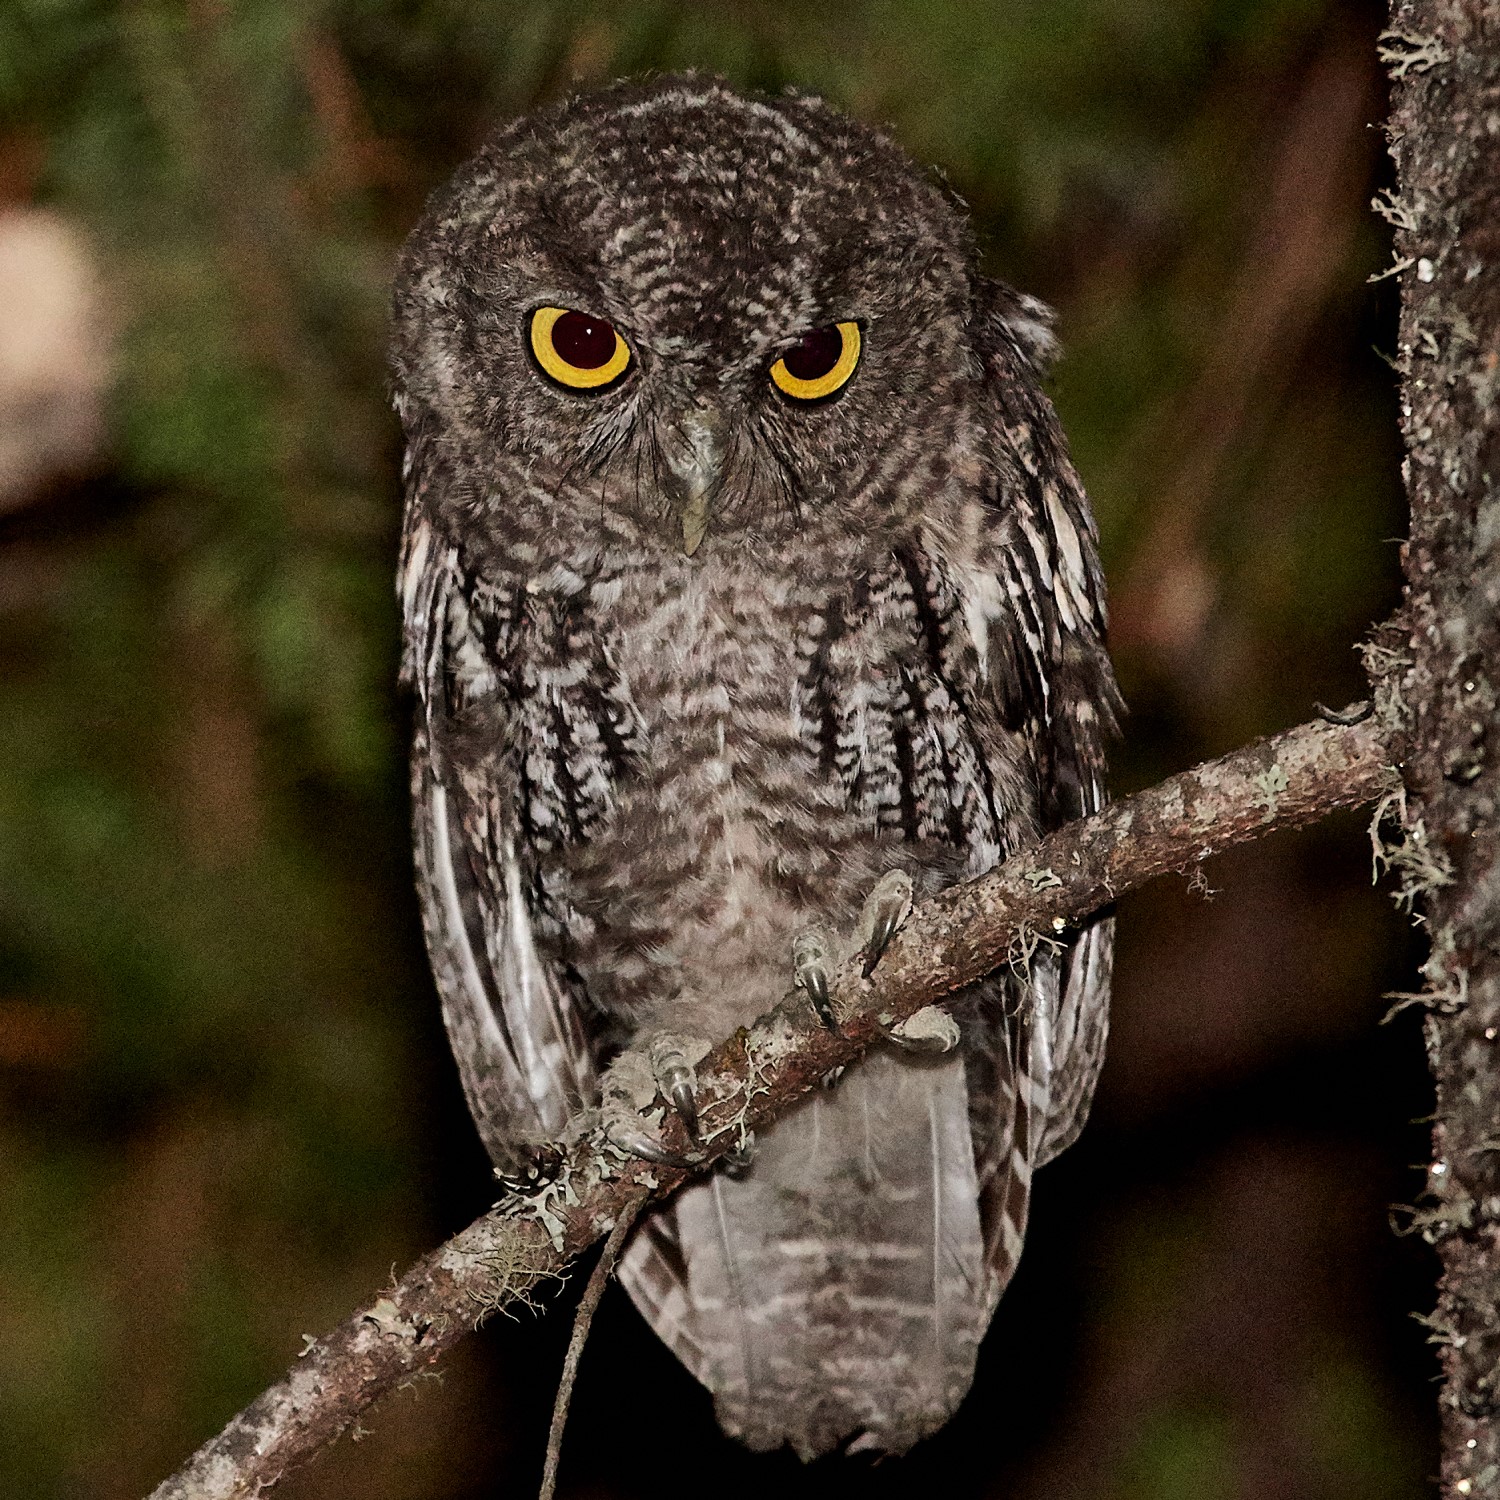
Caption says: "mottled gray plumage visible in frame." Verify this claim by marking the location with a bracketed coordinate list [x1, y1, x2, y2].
[391, 74, 1119, 1460]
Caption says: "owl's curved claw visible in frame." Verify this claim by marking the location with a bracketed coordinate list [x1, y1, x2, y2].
[804, 967, 836, 1028]
[858, 869, 914, 978]
[601, 1036, 709, 1166]
[793, 928, 840, 1030]
[876, 1004, 961, 1054]
[648, 1034, 705, 1141]
[861, 912, 900, 978]
[604, 1118, 697, 1168]
[667, 1076, 699, 1139]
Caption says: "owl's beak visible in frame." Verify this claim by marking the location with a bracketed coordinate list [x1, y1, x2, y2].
[662, 405, 726, 556]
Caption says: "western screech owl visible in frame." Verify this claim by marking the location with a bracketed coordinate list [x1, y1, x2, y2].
[390, 74, 1119, 1460]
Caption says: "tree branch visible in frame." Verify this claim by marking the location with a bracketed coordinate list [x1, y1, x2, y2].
[146, 711, 1394, 1500]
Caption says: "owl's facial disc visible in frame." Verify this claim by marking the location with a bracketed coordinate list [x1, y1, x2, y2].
[530, 302, 727, 554]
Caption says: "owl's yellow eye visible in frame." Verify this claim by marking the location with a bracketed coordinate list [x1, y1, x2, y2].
[769, 321, 861, 402]
[529, 306, 632, 390]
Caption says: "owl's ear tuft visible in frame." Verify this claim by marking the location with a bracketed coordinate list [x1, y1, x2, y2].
[982, 279, 1061, 378]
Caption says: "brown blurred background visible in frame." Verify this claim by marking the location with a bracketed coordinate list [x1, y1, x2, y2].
[0, 1, 1433, 1496]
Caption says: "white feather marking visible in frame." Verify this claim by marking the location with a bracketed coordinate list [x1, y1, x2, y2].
[1055, 585, 1080, 634]
[499, 842, 577, 1115]
[429, 781, 509, 1070]
[1019, 514, 1053, 587]
[399, 516, 431, 624]
[1043, 483, 1093, 628]
[774, 1238, 925, 1261]
[955, 563, 1007, 678]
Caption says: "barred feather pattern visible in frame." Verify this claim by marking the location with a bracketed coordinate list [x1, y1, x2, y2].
[391, 75, 1119, 1459]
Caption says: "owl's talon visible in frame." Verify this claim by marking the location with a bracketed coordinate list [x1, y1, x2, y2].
[877, 1004, 961, 1054]
[793, 928, 840, 1030]
[858, 869, 914, 978]
[604, 1118, 696, 1168]
[861, 912, 900, 978]
[803, 965, 836, 1029]
[601, 1037, 709, 1165]
[648, 1033, 708, 1140]
[667, 1075, 700, 1139]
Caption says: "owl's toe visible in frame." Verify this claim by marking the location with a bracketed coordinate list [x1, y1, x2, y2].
[604, 1116, 695, 1167]
[721, 1130, 757, 1176]
[878, 1004, 961, 1054]
[793, 871, 915, 1025]
[857, 868, 914, 978]
[793, 926, 840, 1030]
[648, 1032, 706, 1140]
[600, 1033, 712, 1165]
[669, 1077, 698, 1136]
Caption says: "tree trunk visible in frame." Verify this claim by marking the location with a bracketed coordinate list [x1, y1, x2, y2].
[1382, 4, 1500, 1494]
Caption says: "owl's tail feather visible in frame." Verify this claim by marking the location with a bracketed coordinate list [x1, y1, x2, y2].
[619, 1048, 994, 1459]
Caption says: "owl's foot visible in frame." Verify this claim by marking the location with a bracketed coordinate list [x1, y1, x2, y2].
[857, 869, 914, 977]
[792, 869, 915, 1030]
[601, 1033, 712, 1166]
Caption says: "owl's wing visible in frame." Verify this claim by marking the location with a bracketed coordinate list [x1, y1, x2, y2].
[964, 279, 1122, 1299]
[399, 497, 597, 1168]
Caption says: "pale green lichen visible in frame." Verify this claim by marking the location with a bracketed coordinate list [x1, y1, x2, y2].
[364, 1297, 419, 1341]
[702, 1024, 777, 1152]
[1006, 920, 1063, 979]
[1377, 29, 1452, 78]
[1370, 783, 1455, 911]
[1252, 763, 1289, 814]
[1372, 187, 1419, 231]
[442, 1219, 556, 1322]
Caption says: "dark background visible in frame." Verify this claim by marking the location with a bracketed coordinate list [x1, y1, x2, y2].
[0, 1, 1435, 1495]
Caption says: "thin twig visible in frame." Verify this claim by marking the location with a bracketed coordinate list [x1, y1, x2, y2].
[539, 1190, 649, 1500]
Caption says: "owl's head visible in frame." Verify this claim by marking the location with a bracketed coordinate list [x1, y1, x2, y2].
[392, 76, 1031, 556]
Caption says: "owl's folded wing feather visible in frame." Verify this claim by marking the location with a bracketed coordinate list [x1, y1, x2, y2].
[967, 278, 1122, 1283]
[400, 502, 596, 1168]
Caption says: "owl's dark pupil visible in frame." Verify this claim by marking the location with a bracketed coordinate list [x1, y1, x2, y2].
[783, 325, 844, 381]
[552, 311, 616, 368]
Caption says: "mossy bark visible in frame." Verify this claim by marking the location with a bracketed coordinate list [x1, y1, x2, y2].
[1382, 4, 1500, 1494]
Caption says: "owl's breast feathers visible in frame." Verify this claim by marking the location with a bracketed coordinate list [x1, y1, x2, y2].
[410, 519, 1044, 1007]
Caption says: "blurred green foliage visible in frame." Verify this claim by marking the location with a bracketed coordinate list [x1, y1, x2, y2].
[0, 1, 1420, 1497]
